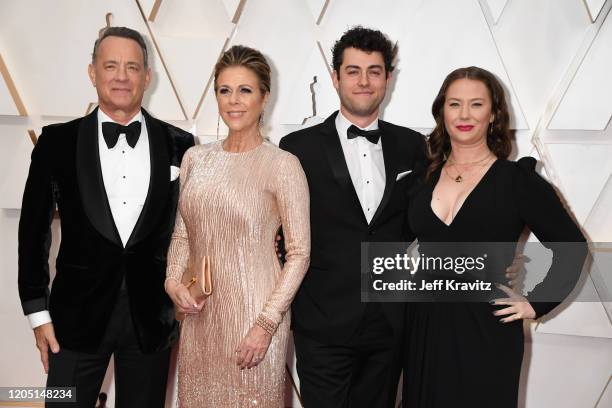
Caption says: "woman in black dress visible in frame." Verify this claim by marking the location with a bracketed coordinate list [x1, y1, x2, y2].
[402, 66, 588, 407]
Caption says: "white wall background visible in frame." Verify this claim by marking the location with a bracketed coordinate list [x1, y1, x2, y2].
[1, 1, 611, 407]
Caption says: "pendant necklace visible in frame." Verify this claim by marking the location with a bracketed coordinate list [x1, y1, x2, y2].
[445, 155, 494, 183]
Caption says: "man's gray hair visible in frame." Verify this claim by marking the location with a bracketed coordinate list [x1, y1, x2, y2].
[92, 26, 149, 68]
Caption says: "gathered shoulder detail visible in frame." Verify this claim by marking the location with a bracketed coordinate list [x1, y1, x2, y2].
[516, 156, 537, 172]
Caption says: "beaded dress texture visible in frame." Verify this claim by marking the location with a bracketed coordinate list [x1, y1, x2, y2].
[166, 141, 310, 407]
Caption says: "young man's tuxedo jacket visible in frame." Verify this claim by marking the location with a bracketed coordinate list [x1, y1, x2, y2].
[279, 111, 427, 344]
[18, 107, 194, 354]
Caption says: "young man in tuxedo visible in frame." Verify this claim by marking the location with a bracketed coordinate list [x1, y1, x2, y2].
[279, 27, 427, 407]
[18, 27, 194, 407]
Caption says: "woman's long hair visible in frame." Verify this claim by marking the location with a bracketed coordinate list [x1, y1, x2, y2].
[427, 66, 512, 179]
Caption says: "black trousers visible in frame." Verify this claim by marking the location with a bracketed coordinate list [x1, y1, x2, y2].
[45, 289, 171, 408]
[294, 303, 403, 408]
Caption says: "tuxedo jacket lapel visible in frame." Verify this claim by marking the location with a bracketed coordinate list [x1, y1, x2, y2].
[126, 109, 170, 248]
[320, 113, 367, 224]
[369, 121, 400, 226]
[76, 107, 122, 247]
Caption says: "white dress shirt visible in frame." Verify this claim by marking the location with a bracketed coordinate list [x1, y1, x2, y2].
[28, 109, 150, 329]
[97, 109, 151, 246]
[335, 110, 386, 224]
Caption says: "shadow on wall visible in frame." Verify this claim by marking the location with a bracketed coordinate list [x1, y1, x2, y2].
[141, 34, 160, 111]
[379, 66, 400, 121]
[261, 51, 280, 140]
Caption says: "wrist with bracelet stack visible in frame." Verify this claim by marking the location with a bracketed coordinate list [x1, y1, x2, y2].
[256, 315, 277, 336]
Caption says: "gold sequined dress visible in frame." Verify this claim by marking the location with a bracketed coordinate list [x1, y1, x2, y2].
[166, 140, 310, 407]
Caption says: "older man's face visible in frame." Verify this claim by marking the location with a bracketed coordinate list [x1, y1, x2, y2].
[88, 36, 150, 119]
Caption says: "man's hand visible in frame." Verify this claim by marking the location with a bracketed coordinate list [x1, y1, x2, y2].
[33, 323, 60, 374]
[274, 229, 286, 263]
[505, 253, 526, 288]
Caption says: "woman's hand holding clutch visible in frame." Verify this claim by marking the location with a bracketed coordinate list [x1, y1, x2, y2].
[235, 325, 272, 370]
[491, 283, 536, 323]
[164, 278, 206, 314]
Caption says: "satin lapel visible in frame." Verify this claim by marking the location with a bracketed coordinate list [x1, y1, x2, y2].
[76, 107, 122, 246]
[321, 112, 367, 224]
[369, 121, 399, 226]
[126, 109, 170, 248]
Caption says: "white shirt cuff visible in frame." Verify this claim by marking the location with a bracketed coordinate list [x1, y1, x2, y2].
[27, 311, 52, 329]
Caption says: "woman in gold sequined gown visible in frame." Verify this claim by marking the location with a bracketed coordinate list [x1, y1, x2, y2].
[164, 46, 310, 407]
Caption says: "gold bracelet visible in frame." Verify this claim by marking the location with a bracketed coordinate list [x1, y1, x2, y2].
[256, 315, 277, 336]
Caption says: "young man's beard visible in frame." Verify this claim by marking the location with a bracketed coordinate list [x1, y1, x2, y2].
[339, 93, 384, 119]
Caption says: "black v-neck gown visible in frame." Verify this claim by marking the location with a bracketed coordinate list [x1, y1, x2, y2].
[402, 158, 587, 408]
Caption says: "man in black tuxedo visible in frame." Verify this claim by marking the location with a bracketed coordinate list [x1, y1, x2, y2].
[18, 27, 194, 407]
[279, 27, 426, 407]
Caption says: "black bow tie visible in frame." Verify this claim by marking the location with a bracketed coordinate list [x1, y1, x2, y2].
[347, 125, 381, 144]
[102, 121, 142, 149]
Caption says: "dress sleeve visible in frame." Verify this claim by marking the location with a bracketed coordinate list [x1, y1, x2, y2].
[166, 148, 193, 283]
[257, 153, 311, 334]
[516, 157, 588, 318]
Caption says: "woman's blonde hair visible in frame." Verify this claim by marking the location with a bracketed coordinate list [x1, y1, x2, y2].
[214, 45, 271, 94]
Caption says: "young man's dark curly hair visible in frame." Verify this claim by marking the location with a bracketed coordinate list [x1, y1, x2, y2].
[331, 26, 397, 76]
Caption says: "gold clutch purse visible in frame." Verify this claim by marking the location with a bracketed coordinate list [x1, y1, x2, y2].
[175, 256, 212, 321]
